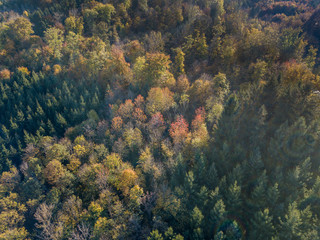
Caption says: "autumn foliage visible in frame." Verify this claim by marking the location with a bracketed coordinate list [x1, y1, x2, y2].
[169, 115, 189, 145]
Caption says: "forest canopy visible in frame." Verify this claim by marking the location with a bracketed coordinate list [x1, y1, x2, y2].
[0, 0, 320, 239]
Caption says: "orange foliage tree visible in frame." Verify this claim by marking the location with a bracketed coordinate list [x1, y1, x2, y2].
[169, 115, 189, 145]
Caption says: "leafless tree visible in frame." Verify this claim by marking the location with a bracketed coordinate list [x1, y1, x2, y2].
[35, 203, 63, 240]
[95, 167, 109, 190]
[141, 192, 157, 221]
[69, 222, 92, 240]
[62, 195, 82, 223]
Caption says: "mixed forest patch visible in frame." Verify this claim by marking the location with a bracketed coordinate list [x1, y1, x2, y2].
[0, 0, 320, 239]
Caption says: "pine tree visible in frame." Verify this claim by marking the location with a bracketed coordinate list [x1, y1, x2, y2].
[10, 117, 18, 131]
[47, 119, 56, 135]
[148, 230, 164, 240]
[249, 209, 275, 240]
[206, 161, 219, 190]
[173, 48, 185, 77]
[190, 206, 204, 240]
[208, 199, 226, 236]
[278, 202, 303, 240]
[1, 125, 10, 142]
[194, 153, 207, 186]
[225, 181, 242, 215]
[56, 113, 67, 135]
[194, 31, 208, 60]
[250, 171, 268, 209]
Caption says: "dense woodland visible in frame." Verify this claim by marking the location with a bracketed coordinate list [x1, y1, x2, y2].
[1, 0, 320, 239]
